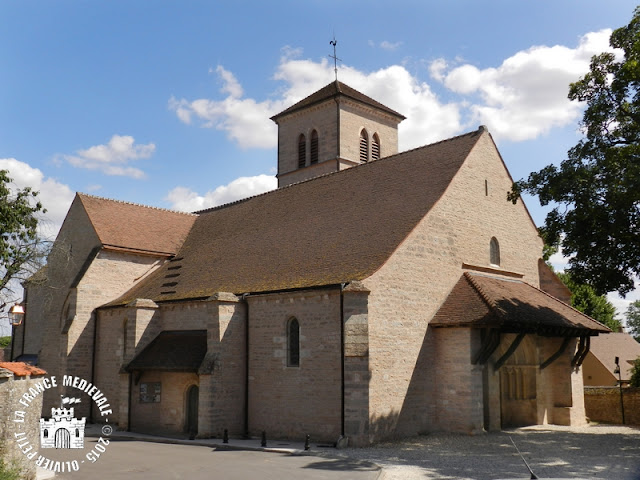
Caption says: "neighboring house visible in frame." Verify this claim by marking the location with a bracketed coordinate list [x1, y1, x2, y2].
[583, 332, 640, 386]
[16, 81, 609, 446]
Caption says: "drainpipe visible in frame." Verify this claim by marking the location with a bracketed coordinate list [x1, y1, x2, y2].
[340, 282, 346, 437]
[242, 293, 250, 438]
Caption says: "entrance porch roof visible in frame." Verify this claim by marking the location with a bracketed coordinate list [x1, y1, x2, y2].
[431, 272, 610, 337]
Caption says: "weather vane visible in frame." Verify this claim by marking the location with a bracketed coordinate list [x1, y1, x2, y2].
[329, 36, 341, 81]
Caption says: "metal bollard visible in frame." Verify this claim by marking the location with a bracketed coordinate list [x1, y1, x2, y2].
[304, 434, 310, 451]
[261, 431, 267, 447]
[223, 429, 229, 444]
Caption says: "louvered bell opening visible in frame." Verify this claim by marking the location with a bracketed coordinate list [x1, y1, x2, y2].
[359, 135, 368, 163]
[310, 133, 318, 164]
[298, 135, 306, 168]
[371, 140, 380, 161]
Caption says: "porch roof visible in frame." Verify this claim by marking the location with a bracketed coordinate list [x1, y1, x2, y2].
[431, 272, 610, 336]
[126, 330, 207, 372]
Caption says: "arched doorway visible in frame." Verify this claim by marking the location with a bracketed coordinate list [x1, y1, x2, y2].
[55, 428, 70, 448]
[185, 385, 199, 437]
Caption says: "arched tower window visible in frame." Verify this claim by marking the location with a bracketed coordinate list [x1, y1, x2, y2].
[287, 317, 300, 367]
[310, 130, 319, 164]
[372, 133, 380, 160]
[490, 237, 501, 266]
[298, 134, 306, 168]
[359, 129, 369, 163]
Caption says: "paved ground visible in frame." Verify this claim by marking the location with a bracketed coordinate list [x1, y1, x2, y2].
[39, 438, 379, 480]
[35, 424, 640, 480]
[337, 424, 640, 480]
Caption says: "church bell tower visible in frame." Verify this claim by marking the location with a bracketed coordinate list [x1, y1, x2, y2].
[271, 80, 405, 187]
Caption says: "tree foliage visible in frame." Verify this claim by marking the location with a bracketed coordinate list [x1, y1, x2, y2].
[626, 299, 640, 342]
[557, 272, 621, 331]
[630, 357, 640, 388]
[509, 8, 640, 296]
[0, 170, 48, 304]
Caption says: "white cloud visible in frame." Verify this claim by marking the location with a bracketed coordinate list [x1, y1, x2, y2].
[0, 158, 75, 240]
[61, 135, 155, 178]
[166, 174, 277, 212]
[168, 29, 616, 151]
[170, 50, 462, 151]
[434, 30, 615, 141]
[380, 41, 402, 51]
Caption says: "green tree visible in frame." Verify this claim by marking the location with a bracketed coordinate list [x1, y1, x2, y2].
[509, 7, 640, 296]
[630, 357, 640, 387]
[557, 272, 622, 331]
[626, 300, 640, 342]
[0, 170, 48, 305]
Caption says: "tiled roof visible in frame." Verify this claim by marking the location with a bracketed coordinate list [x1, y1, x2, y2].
[108, 128, 485, 305]
[78, 193, 197, 255]
[588, 332, 640, 380]
[271, 80, 406, 121]
[126, 330, 207, 372]
[431, 272, 610, 335]
[0, 362, 46, 376]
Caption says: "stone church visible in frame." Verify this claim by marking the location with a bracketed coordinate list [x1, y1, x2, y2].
[13, 80, 609, 446]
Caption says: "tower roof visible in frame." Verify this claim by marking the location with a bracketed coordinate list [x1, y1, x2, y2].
[271, 80, 406, 122]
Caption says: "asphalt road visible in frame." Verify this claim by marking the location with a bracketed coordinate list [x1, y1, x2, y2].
[40, 437, 380, 480]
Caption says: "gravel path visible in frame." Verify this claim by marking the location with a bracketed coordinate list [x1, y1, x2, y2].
[333, 424, 640, 479]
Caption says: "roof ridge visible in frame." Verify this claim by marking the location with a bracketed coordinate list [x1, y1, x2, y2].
[463, 271, 498, 310]
[196, 127, 486, 215]
[271, 80, 405, 120]
[78, 192, 198, 217]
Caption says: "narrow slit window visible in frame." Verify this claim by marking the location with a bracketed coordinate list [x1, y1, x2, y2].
[287, 317, 300, 367]
[359, 129, 369, 163]
[298, 134, 306, 168]
[310, 130, 319, 164]
[372, 133, 380, 160]
[490, 237, 501, 266]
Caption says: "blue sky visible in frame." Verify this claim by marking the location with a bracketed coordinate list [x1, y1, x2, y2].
[1, 0, 638, 314]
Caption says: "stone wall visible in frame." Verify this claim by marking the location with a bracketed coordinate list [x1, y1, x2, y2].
[584, 386, 640, 425]
[0, 368, 46, 480]
[247, 289, 342, 442]
[129, 372, 199, 436]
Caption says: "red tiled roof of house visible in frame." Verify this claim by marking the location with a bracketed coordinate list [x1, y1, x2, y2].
[107, 128, 486, 305]
[588, 332, 640, 380]
[0, 362, 46, 376]
[78, 193, 197, 256]
[271, 80, 406, 121]
[431, 272, 610, 335]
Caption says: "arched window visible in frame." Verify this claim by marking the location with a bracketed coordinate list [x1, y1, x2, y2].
[43, 429, 48, 438]
[372, 133, 380, 160]
[310, 130, 319, 165]
[298, 134, 306, 168]
[490, 237, 501, 266]
[287, 317, 300, 367]
[359, 129, 369, 163]
[75, 428, 80, 437]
